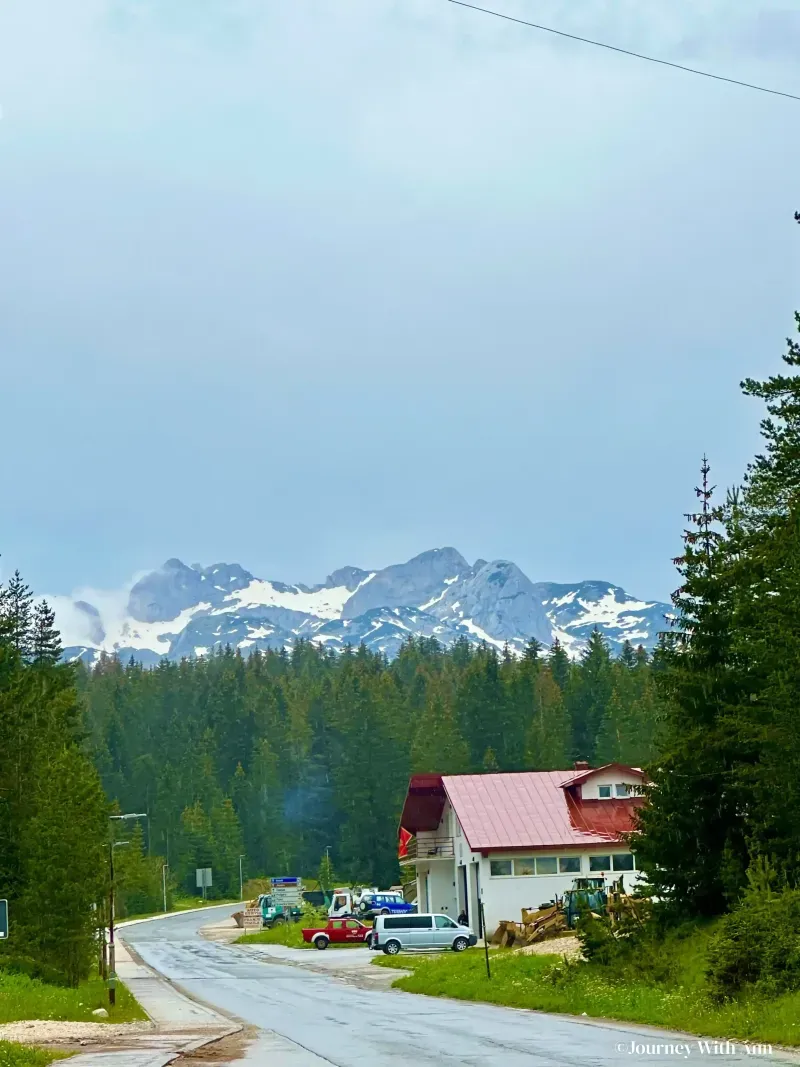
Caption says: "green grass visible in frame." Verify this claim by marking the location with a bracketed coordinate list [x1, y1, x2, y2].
[235, 908, 350, 950]
[0, 1042, 72, 1067]
[236, 923, 310, 949]
[0, 970, 146, 1025]
[373, 935, 800, 1048]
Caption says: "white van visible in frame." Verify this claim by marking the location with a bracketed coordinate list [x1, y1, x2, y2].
[370, 913, 477, 955]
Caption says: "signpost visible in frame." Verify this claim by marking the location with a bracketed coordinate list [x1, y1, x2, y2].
[0, 899, 8, 940]
[196, 868, 213, 901]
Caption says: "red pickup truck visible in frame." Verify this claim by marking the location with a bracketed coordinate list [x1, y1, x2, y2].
[302, 918, 372, 950]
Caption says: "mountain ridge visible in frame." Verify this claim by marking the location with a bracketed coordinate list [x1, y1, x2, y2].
[51, 548, 671, 666]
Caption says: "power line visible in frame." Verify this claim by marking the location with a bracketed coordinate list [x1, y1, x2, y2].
[444, 0, 800, 103]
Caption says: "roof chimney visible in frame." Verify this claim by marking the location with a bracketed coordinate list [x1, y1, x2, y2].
[573, 760, 590, 771]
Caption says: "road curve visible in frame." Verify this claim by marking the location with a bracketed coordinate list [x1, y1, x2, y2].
[122, 906, 797, 1066]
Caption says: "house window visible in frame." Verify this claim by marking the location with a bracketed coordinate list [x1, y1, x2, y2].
[559, 857, 581, 874]
[535, 856, 558, 875]
[589, 855, 611, 872]
[598, 785, 612, 799]
[615, 783, 630, 797]
[514, 858, 536, 876]
[490, 860, 512, 877]
[612, 853, 635, 871]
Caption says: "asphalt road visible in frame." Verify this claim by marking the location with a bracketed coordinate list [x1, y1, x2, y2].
[123, 906, 797, 1066]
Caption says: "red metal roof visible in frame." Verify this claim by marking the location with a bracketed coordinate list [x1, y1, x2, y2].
[440, 771, 642, 851]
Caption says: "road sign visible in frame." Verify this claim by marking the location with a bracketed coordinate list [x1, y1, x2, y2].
[243, 907, 262, 931]
[195, 868, 212, 889]
[0, 899, 8, 939]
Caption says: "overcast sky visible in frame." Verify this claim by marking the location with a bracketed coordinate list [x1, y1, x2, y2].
[1, 0, 799, 603]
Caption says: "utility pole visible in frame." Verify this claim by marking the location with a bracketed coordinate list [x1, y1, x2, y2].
[162, 864, 169, 913]
[108, 813, 147, 1007]
[238, 855, 245, 901]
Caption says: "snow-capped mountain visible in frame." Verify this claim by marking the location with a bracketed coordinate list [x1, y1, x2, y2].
[53, 549, 670, 666]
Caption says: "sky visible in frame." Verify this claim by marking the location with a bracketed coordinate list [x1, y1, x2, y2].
[1, 0, 799, 603]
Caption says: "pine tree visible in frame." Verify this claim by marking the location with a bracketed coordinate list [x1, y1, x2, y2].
[18, 744, 108, 984]
[636, 460, 746, 916]
[410, 672, 469, 774]
[548, 638, 570, 690]
[566, 629, 612, 760]
[31, 599, 62, 666]
[1, 570, 34, 658]
[525, 669, 570, 768]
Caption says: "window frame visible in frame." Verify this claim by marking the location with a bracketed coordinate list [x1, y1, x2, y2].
[513, 858, 537, 876]
[535, 856, 558, 876]
[490, 859, 513, 877]
[598, 785, 612, 799]
[589, 854, 612, 872]
[612, 853, 635, 872]
[559, 856, 581, 874]
[615, 783, 631, 797]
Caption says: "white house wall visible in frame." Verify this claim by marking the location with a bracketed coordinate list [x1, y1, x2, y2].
[577, 769, 643, 799]
[477, 850, 644, 934]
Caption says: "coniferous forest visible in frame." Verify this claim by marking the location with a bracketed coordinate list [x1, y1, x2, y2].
[3, 217, 800, 996]
[75, 631, 663, 899]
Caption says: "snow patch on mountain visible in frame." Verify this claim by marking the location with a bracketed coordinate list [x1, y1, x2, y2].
[55, 549, 671, 665]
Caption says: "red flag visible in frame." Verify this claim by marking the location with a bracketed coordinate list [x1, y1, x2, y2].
[398, 827, 413, 859]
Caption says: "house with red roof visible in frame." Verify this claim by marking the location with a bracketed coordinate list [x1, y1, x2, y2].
[398, 762, 646, 935]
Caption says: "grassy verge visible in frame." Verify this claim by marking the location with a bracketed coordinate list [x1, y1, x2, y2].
[0, 1042, 71, 1067]
[236, 923, 311, 948]
[0, 970, 146, 1025]
[235, 907, 334, 949]
[373, 938, 800, 1047]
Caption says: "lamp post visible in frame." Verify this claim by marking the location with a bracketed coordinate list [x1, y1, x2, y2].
[108, 813, 148, 1007]
[238, 855, 245, 902]
[162, 864, 169, 913]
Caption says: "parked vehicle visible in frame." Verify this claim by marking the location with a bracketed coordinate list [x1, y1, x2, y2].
[259, 877, 305, 928]
[357, 891, 416, 919]
[301, 918, 373, 950]
[370, 913, 477, 955]
[327, 887, 414, 919]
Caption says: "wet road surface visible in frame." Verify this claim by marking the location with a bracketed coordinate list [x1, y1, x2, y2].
[122, 906, 798, 1066]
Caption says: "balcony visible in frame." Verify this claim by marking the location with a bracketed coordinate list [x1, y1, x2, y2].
[399, 835, 455, 864]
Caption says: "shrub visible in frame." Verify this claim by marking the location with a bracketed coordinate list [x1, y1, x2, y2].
[706, 888, 800, 1000]
[0, 956, 70, 988]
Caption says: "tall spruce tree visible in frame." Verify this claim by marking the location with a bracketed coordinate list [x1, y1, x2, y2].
[636, 460, 747, 915]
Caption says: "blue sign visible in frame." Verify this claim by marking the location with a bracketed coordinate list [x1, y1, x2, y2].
[271, 877, 299, 885]
[0, 900, 7, 939]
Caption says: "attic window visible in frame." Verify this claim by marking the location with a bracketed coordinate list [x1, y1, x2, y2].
[598, 785, 612, 799]
[615, 783, 631, 797]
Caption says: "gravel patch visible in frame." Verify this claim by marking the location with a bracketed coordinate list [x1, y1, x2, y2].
[514, 935, 582, 958]
[0, 1019, 154, 1046]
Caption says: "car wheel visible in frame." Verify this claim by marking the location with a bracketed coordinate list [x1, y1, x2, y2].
[383, 939, 401, 956]
[452, 937, 469, 952]
[314, 936, 329, 951]
[359, 902, 368, 913]
[379, 908, 390, 915]
[272, 916, 286, 926]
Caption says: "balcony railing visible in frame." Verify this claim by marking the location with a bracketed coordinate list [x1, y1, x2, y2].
[399, 836, 455, 863]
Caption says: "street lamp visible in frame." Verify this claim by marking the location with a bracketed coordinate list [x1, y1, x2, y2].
[162, 864, 169, 914]
[108, 813, 148, 1007]
[238, 855, 245, 902]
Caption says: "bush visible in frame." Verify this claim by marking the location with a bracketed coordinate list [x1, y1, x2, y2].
[0, 956, 70, 988]
[706, 888, 800, 999]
